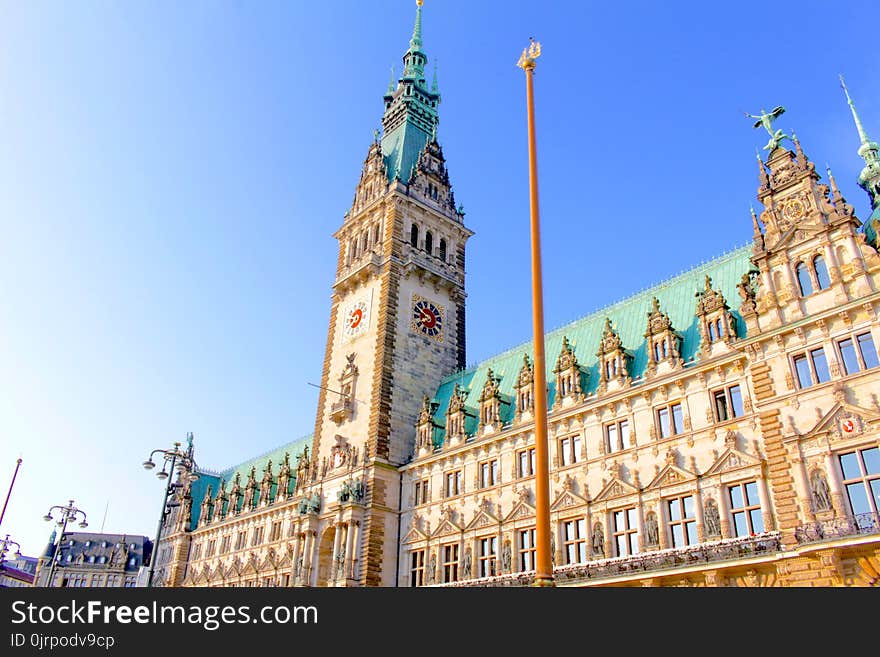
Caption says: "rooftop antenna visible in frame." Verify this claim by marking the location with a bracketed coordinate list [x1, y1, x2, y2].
[99, 500, 109, 533]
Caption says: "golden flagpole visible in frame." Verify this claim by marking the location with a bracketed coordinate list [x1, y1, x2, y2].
[518, 39, 554, 587]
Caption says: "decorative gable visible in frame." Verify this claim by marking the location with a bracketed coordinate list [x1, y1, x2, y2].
[503, 500, 536, 523]
[444, 383, 472, 445]
[549, 488, 589, 512]
[465, 499, 501, 531]
[802, 401, 878, 442]
[643, 297, 683, 376]
[645, 461, 698, 490]
[514, 353, 535, 422]
[553, 336, 584, 408]
[596, 318, 631, 393]
[695, 275, 736, 356]
[593, 477, 640, 503]
[703, 446, 762, 477]
[477, 368, 507, 433]
[416, 395, 441, 455]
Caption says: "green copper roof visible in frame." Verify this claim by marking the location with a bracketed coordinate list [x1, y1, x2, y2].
[865, 205, 879, 248]
[427, 245, 754, 448]
[189, 434, 312, 529]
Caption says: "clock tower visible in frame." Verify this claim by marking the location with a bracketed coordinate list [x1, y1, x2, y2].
[304, 0, 472, 586]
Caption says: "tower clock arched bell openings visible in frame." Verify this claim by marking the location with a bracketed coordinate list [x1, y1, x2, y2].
[410, 223, 419, 248]
[425, 230, 433, 256]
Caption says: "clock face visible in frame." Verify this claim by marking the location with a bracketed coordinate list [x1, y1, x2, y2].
[343, 300, 369, 339]
[411, 296, 444, 341]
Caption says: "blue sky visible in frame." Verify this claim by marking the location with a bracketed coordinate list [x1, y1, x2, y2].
[1, 0, 877, 558]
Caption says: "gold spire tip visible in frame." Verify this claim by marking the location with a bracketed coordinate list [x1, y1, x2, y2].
[417, 0, 423, 6]
[517, 38, 542, 70]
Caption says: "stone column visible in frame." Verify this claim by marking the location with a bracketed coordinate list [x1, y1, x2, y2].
[694, 486, 705, 543]
[824, 452, 847, 518]
[756, 475, 774, 532]
[792, 456, 814, 522]
[657, 500, 669, 550]
[349, 521, 361, 582]
[331, 521, 343, 582]
[344, 520, 356, 582]
[718, 485, 732, 539]
[301, 531, 314, 586]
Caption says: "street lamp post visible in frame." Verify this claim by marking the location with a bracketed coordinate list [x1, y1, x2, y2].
[0, 534, 22, 565]
[517, 38, 554, 587]
[143, 439, 198, 587]
[42, 500, 88, 588]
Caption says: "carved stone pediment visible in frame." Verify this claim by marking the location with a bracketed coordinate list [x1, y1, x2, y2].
[644, 463, 698, 490]
[502, 500, 536, 523]
[431, 517, 464, 538]
[402, 524, 430, 545]
[593, 477, 639, 502]
[549, 488, 589, 511]
[465, 507, 500, 531]
[703, 447, 761, 476]
[802, 402, 877, 442]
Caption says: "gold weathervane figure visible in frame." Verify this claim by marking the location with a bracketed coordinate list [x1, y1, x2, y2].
[517, 38, 542, 69]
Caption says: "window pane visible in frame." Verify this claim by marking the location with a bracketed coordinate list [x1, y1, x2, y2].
[811, 348, 830, 383]
[846, 482, 871, 515]
[671, 524, 684, 548]
[627, 508, 637, 527]
[858, 333, 879, 369]
[573, 436, 582, 461]
[672, 404, 684, 434]
[862, 448, 880, 476]
[733, 511, 748, 537]
[749, 509, 764, 534]
[658, 408, 670, 438]
[607, 424, 617, 451]
[685, 522, 698, 545]
[729, 385, 744, 418]
[616, 535, 627, 556]
[839, 338, 859, 375]
[840, 452, 862, 480]
[814, 256, 830, 289]
[620, 421, 631, 449]
[614, 510, 624, 529]
[668, 499, 681, 521]
[796, 263, 813, 296]
[729, 485, 744, 509]
[745, 481, 760, 505]
[566, 545, 576, 564]
[871, 480, 880, 514]
[794, 355, 812, 388]
[714, 390, 729, 421]
[577, 519, 585, 537]
[682, 495, 695, 519]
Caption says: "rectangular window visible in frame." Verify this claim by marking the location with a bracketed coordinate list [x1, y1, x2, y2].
[605, 419, 631, 453]
[442, 544, 459, 583]
[445, 470, 463, 497]
[666, 495, 697, 548]
[729, 481, 764, 537]
[235, 531, 246, 550]
[478, 536, 497, 578]
[839, 447, 880, 520]
[563, 518, 587, 565]
[518, 448, 536, 478]
[713, 384, 745, 422]
[613, 507, 639, 557]
[270, 521, 282, 542]
[518, 528, 536, 572]
[838, 332, 880, 374]
[793, 347, 830, 388]
[414, 479, 430, 506]
[559, 436, 582, 465]
[657, 402, 684, 438]
[479, 460, 499, 488]
[409, 550, 425, 587]
[192, 544, 202, 561]
[251, 526, 264, 546]
[220, 536, 230, 553]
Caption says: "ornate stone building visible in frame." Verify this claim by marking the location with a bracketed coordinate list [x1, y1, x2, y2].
[155, 3, 880, 587]
[33, 531, 151, 588]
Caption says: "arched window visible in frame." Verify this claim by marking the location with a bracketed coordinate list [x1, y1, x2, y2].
[813, 255, 830, 290]
[439, 238, 447, 262]
[708, 322, 717, 342]
[654, 342, 662, 362]
[796, 262, 813, 296]
[425, 231, 433, 255]
[410, 224, 419, 248]
[716, 318, 724, 339]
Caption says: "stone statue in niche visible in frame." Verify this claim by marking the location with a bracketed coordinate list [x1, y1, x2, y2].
[462, 548, 472, 579]
[644, 512, 659, 547]
[704, 499, 721, 538]
[501, 540, 512, 573]
[591, 524, 605, 558]
[810, 470, 833, 513]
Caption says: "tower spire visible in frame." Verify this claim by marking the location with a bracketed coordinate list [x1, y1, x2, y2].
[410, 0, 424, 51]
[840, 74, 871, 146]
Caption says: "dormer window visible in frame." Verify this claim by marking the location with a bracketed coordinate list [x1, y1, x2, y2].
[695, 276, 736, 356]
[596, 319, 631, 393]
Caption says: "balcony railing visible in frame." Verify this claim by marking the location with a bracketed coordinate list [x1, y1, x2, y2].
[435, 532, 782, 587]
[794, 512, 880, 545]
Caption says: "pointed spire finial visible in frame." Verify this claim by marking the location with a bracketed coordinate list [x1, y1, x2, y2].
[826, 164, 841, 196]
[840, 74, 871, 146]
[432, 59, 439, 93]
[387, 65, 396, 94]
[410, 0, 424, 51]
[750, 204, 762, 235]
